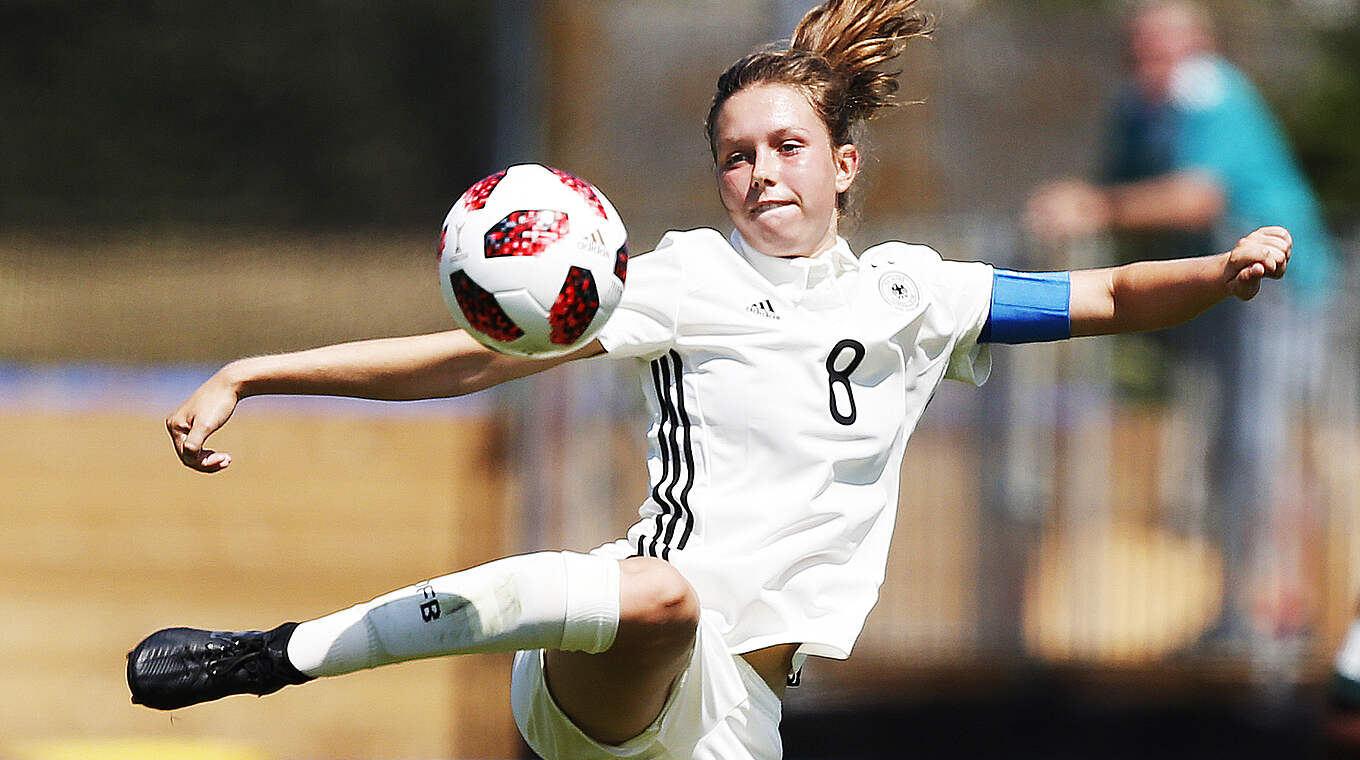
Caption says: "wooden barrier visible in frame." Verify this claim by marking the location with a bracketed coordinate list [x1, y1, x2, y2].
[0, 408, 518, 759]
[2, 382, 1355, 755]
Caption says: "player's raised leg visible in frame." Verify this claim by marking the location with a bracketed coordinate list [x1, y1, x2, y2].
[128, 550, 619, 709]
[126, 552, 699, 744]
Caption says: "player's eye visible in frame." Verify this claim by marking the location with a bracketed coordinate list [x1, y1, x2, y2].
[778, 141, 802, 154]
[723, 152, 750, 168]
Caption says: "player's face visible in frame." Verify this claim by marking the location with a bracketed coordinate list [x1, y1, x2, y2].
[712, 83, 859, 258]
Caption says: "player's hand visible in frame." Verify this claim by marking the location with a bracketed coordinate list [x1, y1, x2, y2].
[1224, 226, 1290, 301]
[1025, 180, 1113, 242]
[166, 368, 241, 473]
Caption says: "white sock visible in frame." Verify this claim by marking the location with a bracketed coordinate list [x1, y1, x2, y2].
[286, 551, 620, 678]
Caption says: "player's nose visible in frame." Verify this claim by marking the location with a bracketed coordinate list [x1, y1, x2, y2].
[751, 148, 778, 188]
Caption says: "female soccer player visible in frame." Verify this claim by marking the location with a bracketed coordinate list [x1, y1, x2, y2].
[127, 1, 1291, 757]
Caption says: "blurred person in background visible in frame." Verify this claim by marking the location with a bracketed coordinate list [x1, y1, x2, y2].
[1027, 0, 1337, 663]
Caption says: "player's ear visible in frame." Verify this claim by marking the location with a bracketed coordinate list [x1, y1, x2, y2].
[834, 143, 860, 194]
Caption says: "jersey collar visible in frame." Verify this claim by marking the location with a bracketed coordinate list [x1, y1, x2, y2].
[729, 230, 857, 294]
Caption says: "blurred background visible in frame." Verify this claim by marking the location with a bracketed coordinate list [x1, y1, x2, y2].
[2, 0, 1358, 758]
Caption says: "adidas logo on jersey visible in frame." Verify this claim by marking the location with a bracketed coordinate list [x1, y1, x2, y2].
[746, 299, 779, 320]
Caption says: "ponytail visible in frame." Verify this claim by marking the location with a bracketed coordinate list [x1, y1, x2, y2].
[790, 0, 932, 124]
[706, 0, 932, 156]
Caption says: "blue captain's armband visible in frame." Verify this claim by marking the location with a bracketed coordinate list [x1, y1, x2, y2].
[978, 270, 1071, 344]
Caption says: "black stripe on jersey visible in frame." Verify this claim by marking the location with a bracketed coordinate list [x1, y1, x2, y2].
[661, 351, 696, 551]
[645, 357, 674, 558]
[642, 350, 695, 559]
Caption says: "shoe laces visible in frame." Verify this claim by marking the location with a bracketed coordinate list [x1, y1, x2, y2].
[201, 633, 272, 679]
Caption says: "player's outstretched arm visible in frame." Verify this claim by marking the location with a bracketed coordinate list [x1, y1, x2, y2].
[1067, 226, 1290, 337]
[167, 330, 603, 472]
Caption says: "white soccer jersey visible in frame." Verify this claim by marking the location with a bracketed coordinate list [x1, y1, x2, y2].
[593, 228, 993, 660]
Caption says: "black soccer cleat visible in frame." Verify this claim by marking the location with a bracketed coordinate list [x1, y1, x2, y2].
[127, 622, 313, 710]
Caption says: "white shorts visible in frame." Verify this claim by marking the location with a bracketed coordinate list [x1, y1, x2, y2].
[510, 610, 783, 760]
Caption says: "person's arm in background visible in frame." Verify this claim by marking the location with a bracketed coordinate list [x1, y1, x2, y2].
[1025, 171, 1224, 241]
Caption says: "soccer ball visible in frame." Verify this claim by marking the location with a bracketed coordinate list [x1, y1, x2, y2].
[437, 164, 628, 358]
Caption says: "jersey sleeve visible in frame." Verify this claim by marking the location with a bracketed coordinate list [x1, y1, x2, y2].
[594, 231, 686, 359]
[938, 259, 995, 385]
[874, 243, 994, 386]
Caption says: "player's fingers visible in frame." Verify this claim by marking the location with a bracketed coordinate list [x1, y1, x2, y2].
[1253, 245, 1279, 274]
[1233, 262, 1265, 287]
[182, 423, 211, 457]
[179, 450, 229, 473]
[194, 450, 232, 472]
[1232, 269, 1262, 301]
[1266, 246, 1288, 277]
[1232, 237, 1286, 278]
[1243, 226, 1282, 247]
[166, 414, 192, 455]
[1272, 253, 1288, 278]
[1248, 261, 1266, 279]
[1256, 227, 1293, 258]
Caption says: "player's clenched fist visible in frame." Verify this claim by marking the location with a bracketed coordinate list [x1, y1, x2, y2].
[1224, 225, 1291, 301]
[166, 368, 241, 473]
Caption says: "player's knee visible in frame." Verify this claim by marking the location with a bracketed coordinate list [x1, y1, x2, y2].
[616, 557, 699, 654]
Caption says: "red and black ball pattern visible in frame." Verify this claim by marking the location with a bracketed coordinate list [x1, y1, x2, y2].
[614, 244, 628, 283]
[458, 170, 507, 212]
[548, 265, 600, 346]
[485, 209, 570, 258]
[448, 270, 524, 342]
[548, 168, 607, 219]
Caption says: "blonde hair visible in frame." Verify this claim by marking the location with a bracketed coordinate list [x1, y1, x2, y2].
[704, 0, 932, 209]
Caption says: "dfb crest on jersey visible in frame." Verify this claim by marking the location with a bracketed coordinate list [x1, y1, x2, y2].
[878, 272, 920, 311]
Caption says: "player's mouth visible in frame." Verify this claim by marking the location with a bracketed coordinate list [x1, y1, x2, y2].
[749, 199, 796, 216]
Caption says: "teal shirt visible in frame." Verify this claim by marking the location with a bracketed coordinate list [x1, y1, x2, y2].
[1108, 54, 1336, 302]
